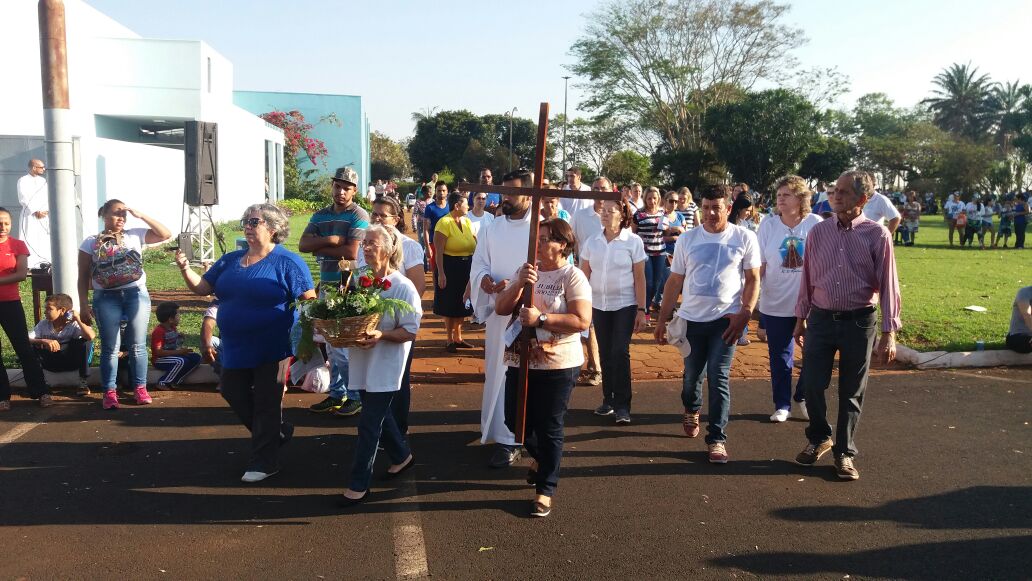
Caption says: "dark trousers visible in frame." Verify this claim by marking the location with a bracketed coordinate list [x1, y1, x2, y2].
[349, 390, 411, 492]
[680, 317, 737, 444]
[392, 343, 415, 434]
[0, 300, 49, 400]
[1006, 333, 1032, 354]
[34, 338, 92, 378]
[801, 308, 878, 458]
[220, 360, 290, 473]
[1015, 221, 1027, 248]
[760, 314, 806, 410]
[504, 366, 578, 497]
[593, 306, 636, 412]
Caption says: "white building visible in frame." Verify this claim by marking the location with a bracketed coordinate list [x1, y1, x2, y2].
[0, 0, 284, 242]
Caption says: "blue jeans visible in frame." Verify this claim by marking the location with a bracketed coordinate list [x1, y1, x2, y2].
[94, 287, 150, 391]
[760, 314, 806, 411]
[644, 254, 669, 308]
[326, 346, 360, 402]
[679, 317, 737, 444]
[348, 390, 411, 492]
[504, 366, 578, 497]
[593, 306, 636, 412]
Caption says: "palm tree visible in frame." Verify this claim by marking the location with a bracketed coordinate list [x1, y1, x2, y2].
[987, 81, 1031, 143]
[922, 63, 994, 140]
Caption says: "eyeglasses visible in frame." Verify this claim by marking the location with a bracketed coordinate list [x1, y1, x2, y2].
[371, 211, 396, 220]
[361, 240, 384, 248]
[241, 218, 266, 228]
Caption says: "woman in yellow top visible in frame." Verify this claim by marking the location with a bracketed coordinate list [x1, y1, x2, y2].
[433, 192, 476, 352]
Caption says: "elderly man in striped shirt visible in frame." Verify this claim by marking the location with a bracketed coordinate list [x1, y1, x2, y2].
[792, 170, 901, 481]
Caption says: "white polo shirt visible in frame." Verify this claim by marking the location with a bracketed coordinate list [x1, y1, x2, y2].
[862, 192, 901, 224]
[579, 229, 647, 312]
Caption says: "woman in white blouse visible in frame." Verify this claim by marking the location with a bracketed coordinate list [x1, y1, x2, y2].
[580, 200, 647, 424]
[339, 225, 423, 507]
[756, 175, 821, 423]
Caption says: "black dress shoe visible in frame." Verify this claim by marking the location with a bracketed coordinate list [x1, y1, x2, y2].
[526, 468, 537, 485]
[383, 455, 416, 480]
[337, 490, 370, 508]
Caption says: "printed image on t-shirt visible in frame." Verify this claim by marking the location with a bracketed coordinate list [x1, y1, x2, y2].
[779, 235, 805, 270]
[687, 243, 741, 297]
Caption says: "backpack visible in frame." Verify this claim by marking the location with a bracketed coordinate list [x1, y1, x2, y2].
[91, 235, 143, 289]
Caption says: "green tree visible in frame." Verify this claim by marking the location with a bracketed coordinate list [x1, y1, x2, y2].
[922, 62, 995, 141]
[370, 131, 412, 180]
[799, 137, 854, 184]
[603, 150, 652, 185]
[704, 89, 821, 192]
[407, 110, 538, 181]
[650, 145, 725, 192]
[934, 137, 994, 192]
[568, 0, 801, 152]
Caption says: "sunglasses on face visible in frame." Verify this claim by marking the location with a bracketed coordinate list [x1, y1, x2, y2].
[241, 218, 265, 228]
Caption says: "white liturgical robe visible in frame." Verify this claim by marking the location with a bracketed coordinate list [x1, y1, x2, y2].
[17, 173, 51, 267]
[469, 211, 531, 445]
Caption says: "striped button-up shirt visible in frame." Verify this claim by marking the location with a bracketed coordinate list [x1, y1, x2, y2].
[795, 213, 902, 332]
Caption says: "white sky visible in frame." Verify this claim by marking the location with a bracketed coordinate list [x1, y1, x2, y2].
[87, 0, 1032, 140]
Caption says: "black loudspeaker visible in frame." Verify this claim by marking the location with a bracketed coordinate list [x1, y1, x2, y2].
[184, 121, 218, 206]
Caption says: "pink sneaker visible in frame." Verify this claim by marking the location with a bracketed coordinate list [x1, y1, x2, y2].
[134, 386, 153, 405]
[102, 390, 119, 410]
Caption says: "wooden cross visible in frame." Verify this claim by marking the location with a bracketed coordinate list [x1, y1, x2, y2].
[460, 102, 621, 443]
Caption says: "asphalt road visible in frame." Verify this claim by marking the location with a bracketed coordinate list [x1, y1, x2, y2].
[1, 367, 1030, 580]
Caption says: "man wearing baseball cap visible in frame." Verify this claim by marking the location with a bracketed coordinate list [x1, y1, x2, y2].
[299, 166, 370, 417]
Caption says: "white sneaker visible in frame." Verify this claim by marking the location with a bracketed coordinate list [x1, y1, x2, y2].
[241, 470, 278, 483]
[792, 401, 809, 421]
[769, 409, 790, 423]
[737, 337, 751, 346]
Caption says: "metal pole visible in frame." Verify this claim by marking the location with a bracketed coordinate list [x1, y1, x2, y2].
[507, 107, 517, 172]
[562, 76, 570, 173]
[38, 0, 78, 302]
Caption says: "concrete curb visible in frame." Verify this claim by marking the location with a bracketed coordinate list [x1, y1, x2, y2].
[5, 364, 220, 388]
[896, 345, 1032, 370]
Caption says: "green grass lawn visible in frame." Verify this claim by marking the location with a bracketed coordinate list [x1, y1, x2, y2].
[2, 210, 1029, 370]
[893, 217, 1030, 351]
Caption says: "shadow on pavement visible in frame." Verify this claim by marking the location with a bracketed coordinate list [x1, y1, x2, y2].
[711, 534, 1032, 580]
[772, 486, 1032, 530]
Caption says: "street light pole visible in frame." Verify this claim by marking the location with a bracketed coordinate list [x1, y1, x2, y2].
[562, 76, 570, 174]
[506, 106, 518, 171]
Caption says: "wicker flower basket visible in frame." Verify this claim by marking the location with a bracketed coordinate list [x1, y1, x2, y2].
[312, 313, 382, 348]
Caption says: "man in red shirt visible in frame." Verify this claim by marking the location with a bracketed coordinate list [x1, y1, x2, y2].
[793, 170, 901, 481]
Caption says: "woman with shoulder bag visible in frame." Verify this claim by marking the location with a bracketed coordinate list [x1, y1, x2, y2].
[78, 199, 171, 409]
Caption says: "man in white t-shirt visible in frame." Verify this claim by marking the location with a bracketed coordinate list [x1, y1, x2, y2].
[655, 184, 760, 465]
[467, 192, 495, 237]
[862, 190, 901, 234]
[560, 167, 593, 216]
[569, 177, 610, 387]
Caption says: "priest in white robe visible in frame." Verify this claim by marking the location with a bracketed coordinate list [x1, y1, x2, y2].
[469, 169, 534, 468]
[17, 159, 51, 267]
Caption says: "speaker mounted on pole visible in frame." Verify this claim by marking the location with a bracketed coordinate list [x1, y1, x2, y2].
[184, 121, 218, 206]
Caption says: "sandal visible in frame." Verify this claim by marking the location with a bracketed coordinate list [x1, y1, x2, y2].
[530, 499, 551, 518]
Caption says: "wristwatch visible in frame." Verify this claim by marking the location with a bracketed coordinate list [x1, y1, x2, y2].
[537, 313, 548, 327]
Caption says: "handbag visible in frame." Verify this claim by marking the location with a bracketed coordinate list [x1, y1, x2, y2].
[91, 234, 143, 289]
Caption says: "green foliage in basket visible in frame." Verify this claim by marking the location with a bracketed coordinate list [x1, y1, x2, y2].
[295, 275, 413, 361]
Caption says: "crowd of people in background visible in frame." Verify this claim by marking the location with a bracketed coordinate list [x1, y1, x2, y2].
[3, 155, 1032, 517]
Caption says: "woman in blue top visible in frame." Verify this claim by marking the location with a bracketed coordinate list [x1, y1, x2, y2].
[175, 203, 316, 483]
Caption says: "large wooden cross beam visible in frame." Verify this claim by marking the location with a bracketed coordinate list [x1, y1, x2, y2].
[460, 102, 620, 443]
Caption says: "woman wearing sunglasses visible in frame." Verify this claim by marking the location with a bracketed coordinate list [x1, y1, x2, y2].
[175, 204, 316, 483]
[78, 199, 171, 409]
